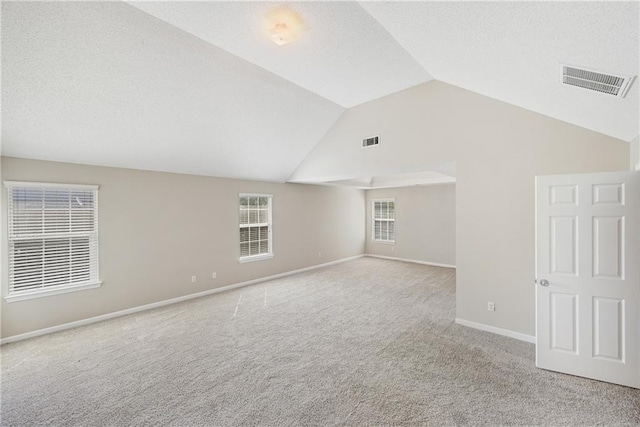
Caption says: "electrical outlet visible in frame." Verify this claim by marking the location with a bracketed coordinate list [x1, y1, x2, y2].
[212, 272, 217, 279]
[488, 302, 495, 312]
[191, 275, 197, 283]
[318, 251, 322, 258]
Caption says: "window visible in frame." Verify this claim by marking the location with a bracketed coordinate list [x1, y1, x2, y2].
[239, 194, 273, 262]
[373, 199, 395, 242]
[5, 182, 101, 302]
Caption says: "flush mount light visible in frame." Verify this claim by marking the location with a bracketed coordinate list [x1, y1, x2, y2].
[264, 6, 304, 46]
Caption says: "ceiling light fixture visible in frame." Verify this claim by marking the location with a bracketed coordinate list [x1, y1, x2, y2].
[264, 6, 304, 46]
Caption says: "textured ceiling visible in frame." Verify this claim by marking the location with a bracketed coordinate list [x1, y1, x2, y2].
[1, 1, 343, 182]
[127, 1, 432, 108]
[361, 1, 639, 141]
[2, 1, 638, 185]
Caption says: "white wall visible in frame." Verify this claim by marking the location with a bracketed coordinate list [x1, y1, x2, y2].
[0, 157, 366, 338]
[291, 81, 629, 336]
[366, 184, 455, 267]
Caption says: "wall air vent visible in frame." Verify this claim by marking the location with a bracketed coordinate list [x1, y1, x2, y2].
[362, 135, 379, 148]
[561, 64, 635, 98]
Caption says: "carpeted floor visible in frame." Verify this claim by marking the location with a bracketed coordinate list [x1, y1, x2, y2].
[1, 257, 639, 426]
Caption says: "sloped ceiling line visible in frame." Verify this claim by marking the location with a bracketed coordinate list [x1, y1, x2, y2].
[1, 1, 345, 182]
[127, 1, 433, 108]
[2, 1, 637, 187]
[359, 1, 639, 142]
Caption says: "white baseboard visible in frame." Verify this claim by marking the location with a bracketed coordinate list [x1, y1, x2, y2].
[366, 254, 456, 269]
[1, 254, 364, 345]
[455, 318, 536, 344]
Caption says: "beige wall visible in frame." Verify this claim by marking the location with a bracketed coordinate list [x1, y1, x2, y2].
[0, 157, 366, 338]
[366, 184, 455, 267]
[631, 136, 639, 170]
[292, 81, 629, 336]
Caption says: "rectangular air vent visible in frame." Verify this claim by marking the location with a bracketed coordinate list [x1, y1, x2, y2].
[561, 64, 635, 98]
[362, 135, 379, 148]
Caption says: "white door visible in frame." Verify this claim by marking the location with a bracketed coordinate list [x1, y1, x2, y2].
[536, 171, 639, 388]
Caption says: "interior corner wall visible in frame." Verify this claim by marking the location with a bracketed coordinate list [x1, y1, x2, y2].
[365, 184, 455, 267]
[0, 156, 3, 327]
[291, 81, 630, 337]
[631, 136, 640, 170]
[0, 157, 366, 339]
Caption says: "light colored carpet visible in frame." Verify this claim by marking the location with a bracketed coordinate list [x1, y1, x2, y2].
[1, 257, 639, 426]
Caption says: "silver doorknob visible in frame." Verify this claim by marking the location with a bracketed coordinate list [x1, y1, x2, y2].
[538, 279, 549, 287]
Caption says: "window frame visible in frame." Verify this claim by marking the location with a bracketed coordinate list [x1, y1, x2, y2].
[4, 181, 102, 303]
[238, 193, 273, 263]
[372, 198, 396, 244]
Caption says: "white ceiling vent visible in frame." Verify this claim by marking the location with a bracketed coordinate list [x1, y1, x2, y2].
[362, 135, 379, 148]
[561, 64, 635, 98]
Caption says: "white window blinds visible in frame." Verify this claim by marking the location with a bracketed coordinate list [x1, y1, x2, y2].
[6, 182, 99, 296]
[373, 199, 395, 242]
[239, 194, 272, 260]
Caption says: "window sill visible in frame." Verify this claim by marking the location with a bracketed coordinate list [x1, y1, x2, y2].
[239, 253, 274, 263]
[4, 281, 102, 303]
[372, 240, 396, 245]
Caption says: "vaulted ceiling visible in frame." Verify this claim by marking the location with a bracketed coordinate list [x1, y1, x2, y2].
[360, 1, 639, 142]
[128, 1, 432, 108]
[2, 1, 638, 182]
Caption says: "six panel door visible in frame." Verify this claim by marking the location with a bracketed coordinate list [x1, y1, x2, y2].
[536, 171, 639, 389]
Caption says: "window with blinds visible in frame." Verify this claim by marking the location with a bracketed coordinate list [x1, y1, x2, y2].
[5, 182, 100, 300]
[373, 199, 395, 242]
[239, 194, 272, 262]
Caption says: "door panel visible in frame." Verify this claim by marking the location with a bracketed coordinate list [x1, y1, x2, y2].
[592, 216, 623, 279]
[593, 183, 624, 205]
[536, 171, 639, 389]
[550, 292, 578, 353]
[593, 297, 624, 361]
[549, 216, 578, 275]
[550, 185, 578, 205]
